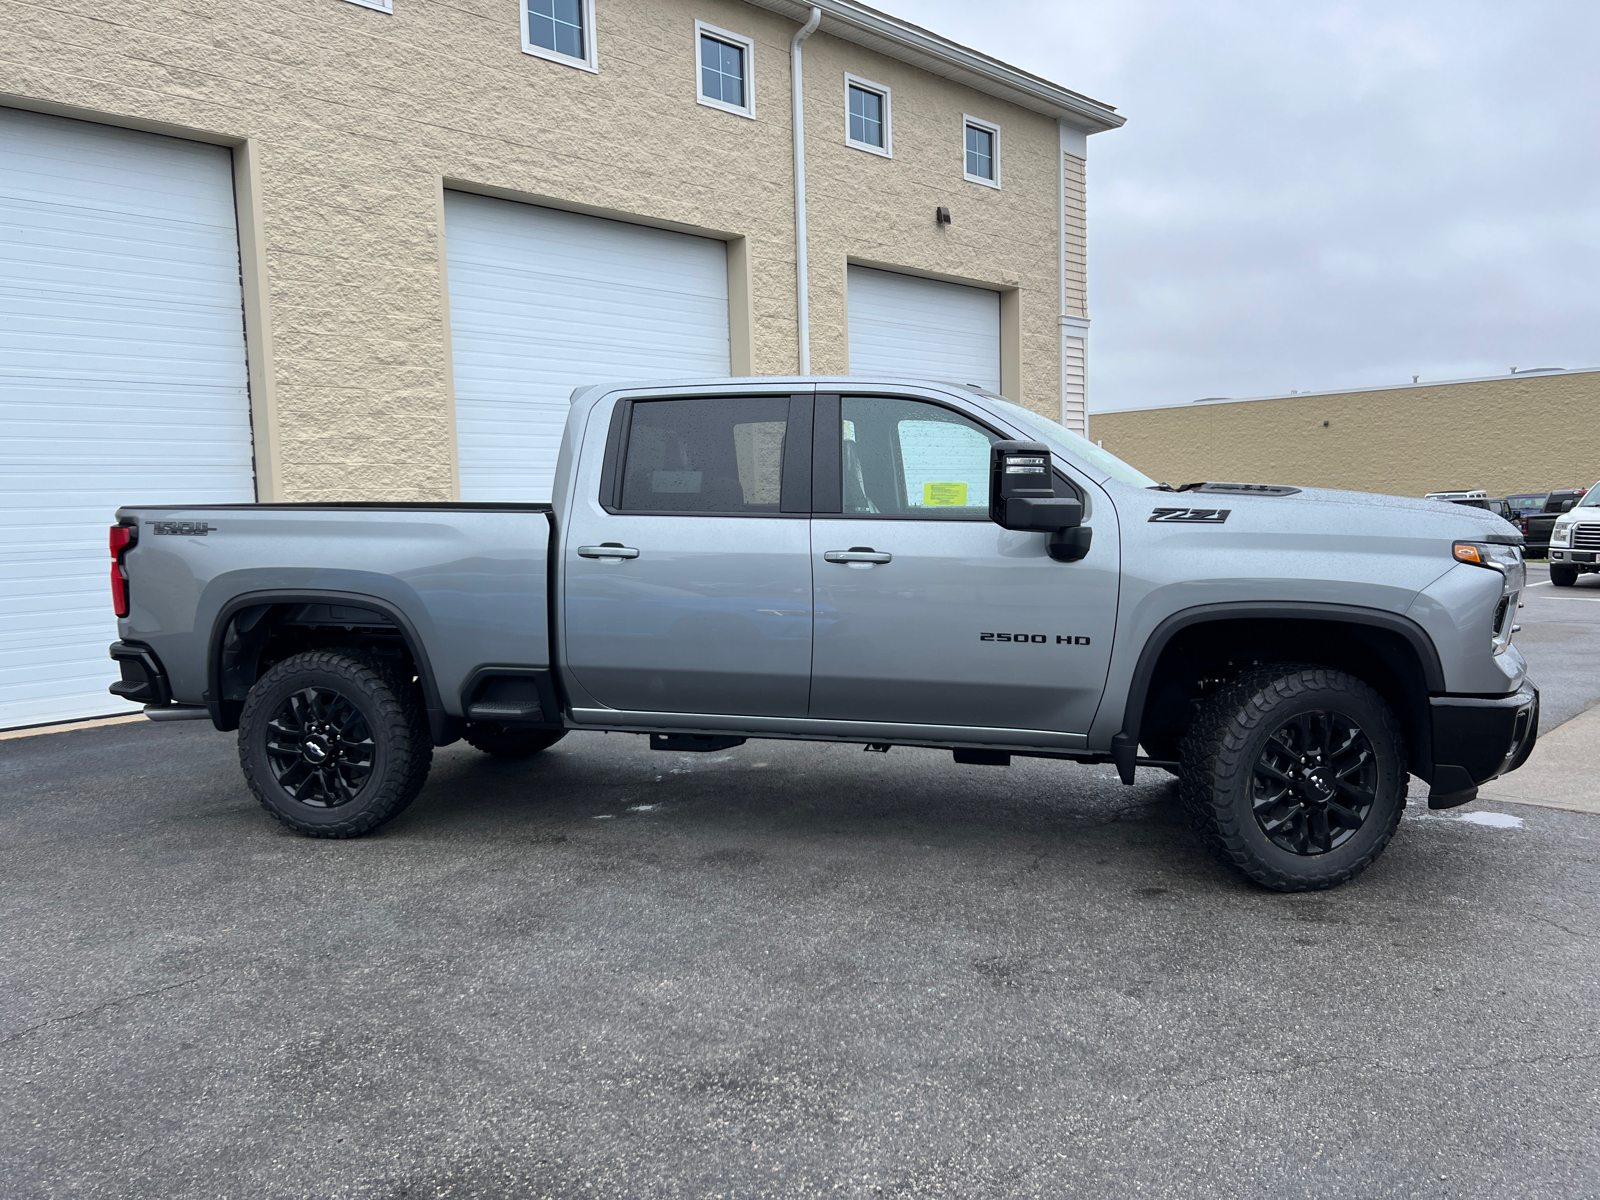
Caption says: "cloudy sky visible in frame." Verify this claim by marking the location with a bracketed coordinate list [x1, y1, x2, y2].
[893, 0, 1600, 411]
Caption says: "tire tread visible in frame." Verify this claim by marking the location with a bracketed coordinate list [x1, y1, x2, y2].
[1178, 665, 1407, 892]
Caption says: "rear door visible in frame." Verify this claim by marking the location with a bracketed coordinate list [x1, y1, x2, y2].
[562, 393, 815, 717]
[807, 394, 1119, 734]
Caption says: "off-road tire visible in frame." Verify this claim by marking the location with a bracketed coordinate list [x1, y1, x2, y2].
[239, 649, 432, 838]
[462, 723, 568, 758]
[1179, 665, 1407, 892]
[1550, 565, 1578, 587]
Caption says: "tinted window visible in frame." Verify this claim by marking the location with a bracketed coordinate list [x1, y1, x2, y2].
[840, 397, 999, 519]
[620, 398, 788, 513]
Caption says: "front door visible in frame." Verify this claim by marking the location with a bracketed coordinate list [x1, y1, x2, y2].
[563, 394, 814, 717]
[809, 395, 1119, 734]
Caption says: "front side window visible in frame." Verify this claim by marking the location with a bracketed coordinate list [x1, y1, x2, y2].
[840, 397, 999, 519]
[845, 77, 890, 156]
[696, 23, 755, 117]
[619, 398, 788, 514]
[964, 117, 1000, 186]
[524, 0, 595, 70]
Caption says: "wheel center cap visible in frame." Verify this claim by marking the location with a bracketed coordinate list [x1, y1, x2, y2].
[303, 736, 331, 764]
[1305, 768, 1333, 801]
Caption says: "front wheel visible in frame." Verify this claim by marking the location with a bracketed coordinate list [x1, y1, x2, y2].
[1550, 565, 1578, 587]
[239, 649, 432, 838]
[1179, 666, 1407, 892]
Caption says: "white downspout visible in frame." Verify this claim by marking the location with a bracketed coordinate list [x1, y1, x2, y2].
[791, 6, 822, 375]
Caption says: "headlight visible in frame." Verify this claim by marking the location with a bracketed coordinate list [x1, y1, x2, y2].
[1454, 542, 1523, 655]
[1453, 541, 1522, 570]
[1551, 523, 1571, 547]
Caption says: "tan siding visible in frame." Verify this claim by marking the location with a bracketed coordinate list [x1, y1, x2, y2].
[1062, 151, 1086, 319]
[1092, 372, 1600, 496]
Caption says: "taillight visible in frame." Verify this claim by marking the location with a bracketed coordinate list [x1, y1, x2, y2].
[109, 524, 135, 617]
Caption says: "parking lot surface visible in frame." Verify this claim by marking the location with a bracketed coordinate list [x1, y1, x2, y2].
[4, 592, 1599, 1199]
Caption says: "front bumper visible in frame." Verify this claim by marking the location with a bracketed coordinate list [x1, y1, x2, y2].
[1427, 681, 1539, 809]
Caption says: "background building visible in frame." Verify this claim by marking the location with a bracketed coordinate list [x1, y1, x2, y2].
[0, 0, 1120, 727]
[1092, 368, 1600, 497]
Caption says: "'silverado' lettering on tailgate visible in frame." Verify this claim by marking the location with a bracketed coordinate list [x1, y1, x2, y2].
[151, 521, 218, 536]
[1149, 507, 1231, 524]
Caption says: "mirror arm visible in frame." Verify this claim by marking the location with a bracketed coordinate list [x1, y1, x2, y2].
[1048, 526, 1093, 563]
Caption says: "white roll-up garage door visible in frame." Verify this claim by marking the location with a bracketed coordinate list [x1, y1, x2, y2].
[444, 192, 731, 501]
[0, 108, 255, 730]
[847, 265, 1001, 393]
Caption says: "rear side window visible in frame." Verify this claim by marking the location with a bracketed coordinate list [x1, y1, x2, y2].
[840, 396, 999, 519]
[619, 397, 789, 513]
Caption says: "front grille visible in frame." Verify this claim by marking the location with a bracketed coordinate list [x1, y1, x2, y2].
[1572, 522, 1600, 550]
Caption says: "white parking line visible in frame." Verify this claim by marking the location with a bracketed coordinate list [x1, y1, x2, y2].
[1523, 581, 1600, 601]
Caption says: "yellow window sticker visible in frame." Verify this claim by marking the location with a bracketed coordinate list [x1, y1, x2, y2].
[923, 482, 968, 506]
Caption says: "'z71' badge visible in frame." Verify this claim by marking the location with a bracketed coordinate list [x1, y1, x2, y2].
[1149, 507, 1231, 524]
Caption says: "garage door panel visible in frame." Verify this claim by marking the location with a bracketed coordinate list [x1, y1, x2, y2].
[446, 191, 731, 502]
[0, 108, 254, 729]
[847, 265, 1001, 393]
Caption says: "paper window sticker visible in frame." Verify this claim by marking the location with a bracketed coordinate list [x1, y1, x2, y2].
[923, 482, 968, 506]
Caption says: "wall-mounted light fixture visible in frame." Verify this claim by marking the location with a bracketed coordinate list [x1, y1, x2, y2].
[935, 206, 951, 226]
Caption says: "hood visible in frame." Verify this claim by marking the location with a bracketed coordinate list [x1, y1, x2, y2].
[1250, 485, 1521, 540]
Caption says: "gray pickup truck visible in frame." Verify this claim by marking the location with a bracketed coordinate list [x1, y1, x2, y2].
[107, 377, 1538, 891]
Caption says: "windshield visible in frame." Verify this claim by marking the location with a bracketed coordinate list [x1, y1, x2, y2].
[1579, 487, 1599, 508]
[983, 397, 1160, 488]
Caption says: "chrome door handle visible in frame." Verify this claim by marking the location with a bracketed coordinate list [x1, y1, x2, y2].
[577, 544, 640, 560]
[824, 548, 892, 564]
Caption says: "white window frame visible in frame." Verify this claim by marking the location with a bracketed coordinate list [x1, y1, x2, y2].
[962, 115, 1002, 189]
[694, 21, 756, 119]
[341, 0, 392, 11]
[522, 0, 599, 75]
[844, 73, 892, 158]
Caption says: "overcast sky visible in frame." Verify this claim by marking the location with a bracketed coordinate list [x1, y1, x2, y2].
[892, 0, 1600, 411]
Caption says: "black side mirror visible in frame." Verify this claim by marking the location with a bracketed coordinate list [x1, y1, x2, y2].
[1562, 499, 1577, 512]
[989, 441, 1091, 562]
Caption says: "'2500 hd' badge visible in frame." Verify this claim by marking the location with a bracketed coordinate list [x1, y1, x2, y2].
[1149, 507, 1231, 524]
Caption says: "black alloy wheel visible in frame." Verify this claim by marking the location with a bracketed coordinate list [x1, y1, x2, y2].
[1179, 665, 1407, 891]
[239, 649, 432, 838]
[265, 686, 377, 807]
[1250, 710, 1377, 855]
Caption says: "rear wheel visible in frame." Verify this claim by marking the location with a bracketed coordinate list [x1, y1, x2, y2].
[1179, 666, 1406, 892]
[239, 649, 432, 838]
[1550, 565, 1578, 587]
[462, 723, 568, 758]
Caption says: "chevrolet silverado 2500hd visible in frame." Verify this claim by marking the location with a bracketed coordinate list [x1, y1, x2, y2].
[107, 377, 1538, 891]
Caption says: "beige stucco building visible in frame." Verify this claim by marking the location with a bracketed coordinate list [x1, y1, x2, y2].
[0, 0, 1120, 502]
[1092, 369, 1600, 497]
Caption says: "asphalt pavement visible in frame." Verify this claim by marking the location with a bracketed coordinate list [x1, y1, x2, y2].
[3, 589, 1599, 1198]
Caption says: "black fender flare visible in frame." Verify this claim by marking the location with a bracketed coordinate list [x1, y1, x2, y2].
[207, 589, 454, 745]
[1111, 601, 1446, 783]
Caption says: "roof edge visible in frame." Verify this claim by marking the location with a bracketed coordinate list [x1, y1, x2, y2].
[1093, 366, 1600, 416]
[743, 0, 1124, 132]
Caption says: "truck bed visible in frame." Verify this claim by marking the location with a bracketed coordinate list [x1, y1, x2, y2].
[113, 503, 554, 732]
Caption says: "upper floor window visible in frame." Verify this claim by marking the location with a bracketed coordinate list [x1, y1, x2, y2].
[524, 0, 597, 73]
[963, 116, 1001, 188]
[845, 75, 891, 157]
[696, 22, 755, 118]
